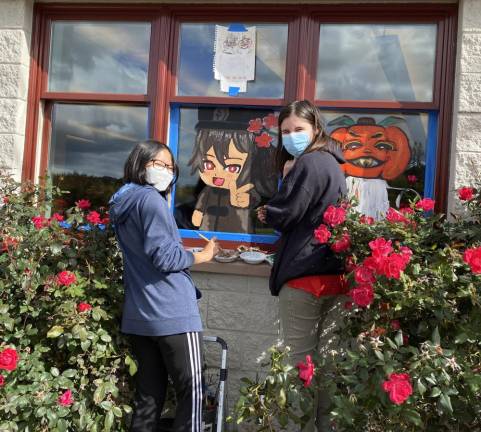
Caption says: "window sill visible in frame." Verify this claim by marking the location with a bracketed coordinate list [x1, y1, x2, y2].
[190, 260, 271, 277]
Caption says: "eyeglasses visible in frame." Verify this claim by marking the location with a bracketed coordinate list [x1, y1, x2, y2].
[149, 159, 175, 173]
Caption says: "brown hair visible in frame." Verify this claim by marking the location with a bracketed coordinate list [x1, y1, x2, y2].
[275, 100, 341, 174]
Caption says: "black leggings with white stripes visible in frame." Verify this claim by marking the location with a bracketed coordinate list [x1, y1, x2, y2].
[129, 332, 203, 432]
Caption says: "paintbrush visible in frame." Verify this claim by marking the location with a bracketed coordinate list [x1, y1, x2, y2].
[196, 232, 224, 253]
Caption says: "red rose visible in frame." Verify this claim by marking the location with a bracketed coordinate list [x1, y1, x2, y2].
[247, 118, 263, 133]
[382, 373, 413, 405]
[314, 224, 331, 244]
[101, 216, 110, 225]
[354, 265, 376, 285]
[348, 284, 374, 307]
[296, 354, 315, 387]
[75, 199, 91, 210]
[463, 247, 481, 274]
[77, 302, 92, 313]
[0, 375, 4, 386]
[390, 320, 401, 330]
[255, 132, 273, 148]
[31, 215, 49, 230]
[50, 213, 64, 222]
[323, 206, 346, 227]
[345, 256, 356, 272]
[379, 253, 407, 279]
[262, 113, 278, 129]
[458, 187, 475, 201]
[363, 256, 382, 274]
[58, 389, 74, 407]
[369, 238, 393, 258]
[2, 196, 9, 204]
[415, 198, 435, 212]
[86, 211, 102, 225]
[407, 175, 417, 184]
[360, 215, 375, 225]
[344, 301, 353, 310]
[399, 207, 414, 216]
[331, 233, 351, 253]
[386, 208, 408, 224]
[0, 348, 18, 371]
[57, 271, 77, 287]
[399, 246, 413, 265]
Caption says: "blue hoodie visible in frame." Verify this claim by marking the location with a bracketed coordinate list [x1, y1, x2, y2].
[109, 183, 202, 336]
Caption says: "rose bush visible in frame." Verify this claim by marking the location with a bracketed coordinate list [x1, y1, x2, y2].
[0, 175, 136, 431]
[235, 185, 481, 431]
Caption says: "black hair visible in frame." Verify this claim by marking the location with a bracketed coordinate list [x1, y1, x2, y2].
[275, 100, 342, 174]
[188, 128, 277, 204]
[124, 140, 179, 194]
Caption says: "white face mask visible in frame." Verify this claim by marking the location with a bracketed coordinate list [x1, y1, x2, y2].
[145, 166, 174, 192]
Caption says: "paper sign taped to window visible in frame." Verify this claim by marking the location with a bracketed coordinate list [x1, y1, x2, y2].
[214, 25, 256, 94]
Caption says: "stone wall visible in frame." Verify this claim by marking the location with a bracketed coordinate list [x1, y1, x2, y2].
[191, 271, 279, 426]
[0, 0, 33, 181]
[448, 0, 481, 213]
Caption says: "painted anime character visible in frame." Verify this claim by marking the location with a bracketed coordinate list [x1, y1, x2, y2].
[329, 116, 411, 220]
[188, 108, 278, 233]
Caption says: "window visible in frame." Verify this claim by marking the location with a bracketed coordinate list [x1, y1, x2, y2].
[24, 4, 457, 249]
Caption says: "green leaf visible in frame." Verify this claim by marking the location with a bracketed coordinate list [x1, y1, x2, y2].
[439, 393, 453, 413]
[50, 367, 60, 377]
[112, 407, 123, 418]
[94, 383, 107, 404]
[403, 409, 422, 426]
[277, 388, 287, 408]
[395, 331, 404, 347]
[416, 379, 427, 395]
[430, 387, 441, 398]
[374, 350, 384, 362]
[103, 410, 114, 432]
[125, 355, 138, 376]
[432, 327, 441, 346]
[47, 325, 64, 338]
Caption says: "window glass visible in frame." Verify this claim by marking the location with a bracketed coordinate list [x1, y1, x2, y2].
[316, 24, 437, 102]
[49, 104, 149, 208]
[173, 107, 279, 234]
[49, 21, 151, 94]
[177, 23, 288, 98]
[322, 111, 430, 217]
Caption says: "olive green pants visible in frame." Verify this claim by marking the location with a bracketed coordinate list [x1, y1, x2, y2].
[279, 285, 346, 432]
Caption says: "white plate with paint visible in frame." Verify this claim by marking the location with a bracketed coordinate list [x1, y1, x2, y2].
[239, 251, 266, 265]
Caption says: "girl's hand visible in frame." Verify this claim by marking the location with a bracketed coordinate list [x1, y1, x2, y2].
[256, 206, 267, 224]
[193, 237, 219, 264]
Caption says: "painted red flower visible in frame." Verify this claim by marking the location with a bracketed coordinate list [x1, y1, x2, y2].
[263, 113, 278, 129]
[247, 118, 263, 133]
[349, 284, 374, 307]
[458, 187, 475, 201]
[463, 247, 481, 274]
[386, 208, 409, 224]
[382, 373, 413, 405]
[354, 265, 376, 285]
[31, 215, 49, 230]
[86, 211, 102, 225]
[0, 348, 18, 371]
[323, 206, 346, 227]
[296, 354, 315, 387]
[57, 271, 77, 287]
[255, 132, 273, 148]
[58, 389, 74, 407]
[369, 238, 393, 258]
[360, 215, 375, 225]
[331, 233, 351, 253]
[415, 198, 435, 212]
[77, 303, 92, 313]
[75, 199, 91, 210]
[0, 375, 4, 386]
[407, 175, 417, 184]
[314, 224, 331, 244]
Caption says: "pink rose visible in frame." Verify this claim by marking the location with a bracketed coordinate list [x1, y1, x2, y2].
[369, 238, 393, 258]
[58, 389, 74, 407]
[360, 215, 375, 225]
[463, 247, 481, 274]
[296, 355, 315, 387]
[77, 303, 92, 313]
[75, 199, 91, 210]
[458, 187, 475, 201]
[323, 206, 346, 227]
[31, 215, 49, 230]
[415, 198, 435, 212]
[86, 211, 102, 225]
[382, 373, 413, 405]
[314, 224, 331, 244]
[348, 284, 374, 307]
[386, 208, 409, 224]
[354, 265, 376, 285]
[0, 348, 18, 371]
[57, 271, 77, 287]
[331, 233, 351, 253]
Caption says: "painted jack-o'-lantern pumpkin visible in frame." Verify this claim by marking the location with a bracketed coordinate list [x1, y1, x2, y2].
[329, 116, 411, 181]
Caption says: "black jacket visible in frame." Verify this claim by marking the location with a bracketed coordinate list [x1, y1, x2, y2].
[266, 148, 347, 296]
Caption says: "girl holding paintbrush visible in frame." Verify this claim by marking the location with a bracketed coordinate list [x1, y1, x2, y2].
[110, 140, 218, 432]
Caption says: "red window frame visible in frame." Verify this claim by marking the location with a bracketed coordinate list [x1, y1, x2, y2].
[23, 2, 458, 217]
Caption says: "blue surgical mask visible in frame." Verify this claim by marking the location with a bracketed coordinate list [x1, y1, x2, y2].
[282, 132, 311, 158]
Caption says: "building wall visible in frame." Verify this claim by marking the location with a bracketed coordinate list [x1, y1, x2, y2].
[0, 0, 32, 181]
[448, 0, 481, 214]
